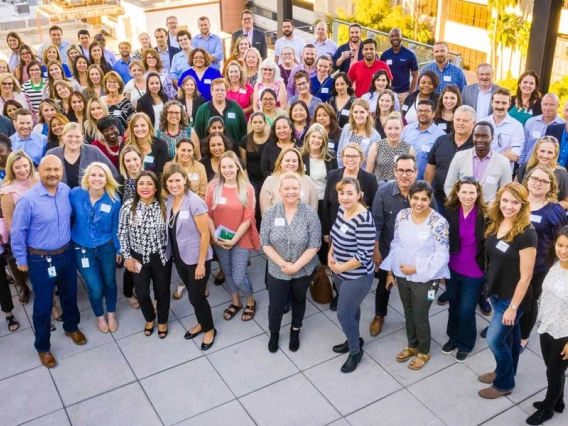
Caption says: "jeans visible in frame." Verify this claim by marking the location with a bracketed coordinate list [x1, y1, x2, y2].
[214, 245, 253, 297]
[174, 258, 214, 332]
[267, 273, 312, 333]
[0, 256, 13, 314]
[28, 248, 80, 352]
[446, 269, 485, 353]
[74, 241, 118, 317]
[374, 268, 390, 317]
[132, 259, 172, 325]
[398, 277, 439, 354]
[540, 333, 568, 410]
[520, 271, 547, 340]
[486, 295, 524, 392]
[337, 272, 374, 355]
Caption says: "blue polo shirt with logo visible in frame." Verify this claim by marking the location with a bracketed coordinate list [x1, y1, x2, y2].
[380, 46, 418, 93]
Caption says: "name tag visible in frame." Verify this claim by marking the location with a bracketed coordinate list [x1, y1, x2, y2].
[340, 224, 349, 234]
[496, 240, 509, 252]
[402, 104, 409, 111]
[300, 190, 304, 197]
[218, 196, 227, 205]
[190, 173, 199, 181]
[329, 142, 335, 150]
[418, 231, 429, 239]
[113, 110, 121, 116]
[427, 289, 435, 301]
[204, 79, 212, 84]
[386, 59, 393, 65]
[100, 203, 111, 213]
[421, 145, 431, 153]
[393, 155, 399, 162]
[341, 109, 350, 116]
[48, 266, 57, 278]
[321, 88, 329, 93]
[239, 88, 247, 94]
[274, 218, 285, 226]
[532, 131, 541, 138]
[485, 176, 497, 184]
[81, 258, 90, 268]
[144, 155, 154, 164]
[361, 138, 370, 148]
[179, 211, 189, 219]
[443, 75, 451, 82]
[530, 214, 542, 223]
[227, 112, 236, 119]
[437, 123, 446, 130]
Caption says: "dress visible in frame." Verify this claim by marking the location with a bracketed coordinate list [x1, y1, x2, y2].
[372, 139, 412, 182]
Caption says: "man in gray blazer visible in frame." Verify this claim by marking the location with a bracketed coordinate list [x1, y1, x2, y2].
[461, 63, 502, 120]
[231, 9, 268, 60]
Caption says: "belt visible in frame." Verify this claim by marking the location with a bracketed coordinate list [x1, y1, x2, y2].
[28, 243, 70, 256]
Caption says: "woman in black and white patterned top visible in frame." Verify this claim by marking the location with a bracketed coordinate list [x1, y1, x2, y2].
[329, 177, 376, 374]
[118, 171, 172, 339]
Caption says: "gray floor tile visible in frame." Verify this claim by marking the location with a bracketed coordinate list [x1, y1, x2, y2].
[240, 374, 341, 426]
[21, 409, 70, 425]
[117, 319, 202, 379]
[429, 309, 490, 356]
[252, 289, 320, 332]
[516, 387, 568, 425]
[346, 389, 444, 426]
[304, 353, 402, 416]
[66, 382, 162, 426]
[178, 303, 264, 354]
[364, 329, 455, 387]
[0, 296, 31, 338]
[51, 341, 136, 406]
[0, 328, 41, 380]
[0, 367, 63, 425]
[141, 357, 234, 425]
[326, 420, 350, 426]
[278, 312, 346, 370]
[481, 406, 533, 425]
[248, 254, 267, 293]
[409, 363, 513, 426]
[208, 334, 298, 397]
[175, 400, 255, 426]
[170, 276, 232, 320]
[465, 347, 547, 403]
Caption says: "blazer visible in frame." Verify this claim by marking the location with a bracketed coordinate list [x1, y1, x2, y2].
[153, 45, 181, 65]
[461, 83, 502, 116]
[136, 94, 167, 126]
[301, 152, 338, 176]
[402, 90, 439, 119]
[446, 206, 487, 273]
[545, 122, 565, 145]
[164, 191, 213, 265]
[178, 96, 206, 125]
[321, 167, 377, 235]
[231, 28, 268, 60]
[443, 148, 512, 203]
[46, 144, 119, 185]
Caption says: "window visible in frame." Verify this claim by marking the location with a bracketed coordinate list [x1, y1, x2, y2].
[446, 42, 486, 71]
[448, 0, 489, 29]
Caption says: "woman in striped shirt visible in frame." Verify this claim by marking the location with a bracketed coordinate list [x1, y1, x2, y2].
[329, 177, 376, 373]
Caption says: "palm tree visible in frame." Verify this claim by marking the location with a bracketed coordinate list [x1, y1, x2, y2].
[487, 0, 520, 68]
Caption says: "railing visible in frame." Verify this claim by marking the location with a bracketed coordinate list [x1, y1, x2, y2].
[265, 25, 315, 50]
[331, 19, 462, 69]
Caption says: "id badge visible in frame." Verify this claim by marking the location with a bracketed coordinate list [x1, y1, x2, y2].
[81, 257, 90, 268]
[427, 289, 435, 301]
[48, 266, 57, 278]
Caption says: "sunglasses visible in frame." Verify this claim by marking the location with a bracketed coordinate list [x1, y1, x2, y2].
[459, 176, 478, 183]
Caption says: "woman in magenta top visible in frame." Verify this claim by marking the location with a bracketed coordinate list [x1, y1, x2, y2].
[206, 151, 260, 322]
[443, 177, 487, 362]
[224, 61, 254, 121]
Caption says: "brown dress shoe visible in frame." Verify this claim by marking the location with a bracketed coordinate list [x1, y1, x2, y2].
[65, 330, 87, 345]
[38, 351, 57, 368]
[370, 315, 384, 336]
[478, 372, 497, 384]
[478, 386, 512, 399]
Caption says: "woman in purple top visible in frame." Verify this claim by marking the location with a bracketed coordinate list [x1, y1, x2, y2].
[443, 177, 487, 362]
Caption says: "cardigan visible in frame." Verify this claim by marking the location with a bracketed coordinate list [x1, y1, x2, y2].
[446, 206, 487, 273]
[336, 124, 381, 168]
[301, 152, 338, 176]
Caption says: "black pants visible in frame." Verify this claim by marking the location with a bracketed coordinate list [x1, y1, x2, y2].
[267, 272, 312, 333]
[132, 259, 172, 324]
[123, 269, 135, 298]
[540, 332, 568, 410]
[520, 271, 547, 340]
[374, 268, 390, 317]
[250, 177, 264, 231]
[174, 258, 214, 332]
[0, 256, 13, 314]
[316, 200, 330, 265]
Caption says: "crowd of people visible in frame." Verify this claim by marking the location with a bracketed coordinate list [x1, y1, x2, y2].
[1, 12, 567, 426]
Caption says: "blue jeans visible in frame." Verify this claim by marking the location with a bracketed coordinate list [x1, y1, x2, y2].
[446, 269, 485, 353]
[74, 241, 118, 317]
[28, 247, 80, 353]
[486, 295, 524, 392]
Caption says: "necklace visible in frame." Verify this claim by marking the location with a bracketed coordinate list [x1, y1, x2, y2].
[102, 139, 120, 157]
[29, 80, 44, 90]
[281, 68, 291, 81]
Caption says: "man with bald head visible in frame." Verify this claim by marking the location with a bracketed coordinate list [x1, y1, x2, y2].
[11, 155, 86, 368]
[461, 63, 502, 119]
[544, 100, 568, 168]
[520, 93, 564, 164]
[311, 21, 338, 59]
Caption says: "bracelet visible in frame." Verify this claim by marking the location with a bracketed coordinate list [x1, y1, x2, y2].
[197, 264, 205, 268]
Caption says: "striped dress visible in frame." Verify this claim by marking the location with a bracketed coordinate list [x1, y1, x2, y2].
[330, 205, 375, 280]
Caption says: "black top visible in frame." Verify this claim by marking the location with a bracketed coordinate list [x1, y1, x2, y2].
[427, 132, 474, 201]
[64, 156, 81, 189]
[179, 96, 206, 125]
[260, 141, 301, 178]
[327, 96, 356, 128]
[509, 96, 542, 116]
[118, 137, 170, 177]
[402, 90, 439, 119]
[322, 167, 378, 235]
[484, 226, 537, 309]
[434, 117, 454, 134]
[239, 135, 267, 182]
[168, 208, 181, 261]
[199, 156, 217, 182]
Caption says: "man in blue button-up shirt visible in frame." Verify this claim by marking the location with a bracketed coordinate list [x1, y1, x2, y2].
[421, 41, 467, 94]
[10, 109, 47, 166]
[37, 25, 72, 65]
[113, 42, 133, 84]
[192, 17, 224, 71]
[11, 155, 85, 368]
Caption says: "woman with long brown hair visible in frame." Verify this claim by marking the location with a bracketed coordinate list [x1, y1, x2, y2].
[434, 84, 462, 134]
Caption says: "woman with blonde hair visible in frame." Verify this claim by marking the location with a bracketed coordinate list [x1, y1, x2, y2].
[53, 80, 74, 114]
[83, 64, 106, 100]
[222, 36, 251, 75]
[164, 138, 207, 198]
[206, 151, 260, 322]
[83, 96, 113, 144]
[125, 112, 169, 176]
[70, 162, 122, 333]
[66, 44, 82, 66]
[243, 47, 261, 87]
[40, 44, 72, 78]
[0, 73, 34, 120]
[477, 182, 537, 399]
[253, 58, 287, 110]
[225, 61, 254, 120]
[176, 75, 206, 125]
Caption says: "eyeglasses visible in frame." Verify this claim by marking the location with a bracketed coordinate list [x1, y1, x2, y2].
[262, 97, 275, 102]
[395, 169, 416, 176]
[242, 17, 252, 22]
[1, 82, 14, 86]
[344, 155, 360, 160]
[296, 81, 308, 88]
[459, 176, 479, 183]
[106, 81, 118, 85]
[261, 68, 274, 72]
[529, 175, 551, 185]
[167, 111, 181, 116]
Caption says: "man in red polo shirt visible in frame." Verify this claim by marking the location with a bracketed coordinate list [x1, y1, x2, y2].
[348, 38, 393, 98]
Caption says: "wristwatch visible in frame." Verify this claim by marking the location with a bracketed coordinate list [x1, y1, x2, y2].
[509, 303, 518, 311]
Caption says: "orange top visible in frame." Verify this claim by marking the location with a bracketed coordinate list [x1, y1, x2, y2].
[205, 179, 260, 250]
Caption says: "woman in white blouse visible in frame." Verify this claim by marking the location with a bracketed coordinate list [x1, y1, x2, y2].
[380, 180, 450, 370]
[526, 225, 568, 425]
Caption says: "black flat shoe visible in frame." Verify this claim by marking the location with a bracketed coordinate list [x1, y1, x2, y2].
[201, 329, 217, 351]
[289, 328, 300, 352]
[184, 327, 203, 340]
[526, 408, 554, 425]
[330, 295, 338, 312]
[341, 350, 364, 373]
[268, 332, 279, 353]
[533, 400, 565, 413]
[214, 273, 225, 286]
[333, 338, 364, 354]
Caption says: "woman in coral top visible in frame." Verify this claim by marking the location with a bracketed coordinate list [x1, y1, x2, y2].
[206, 151, 260, 322]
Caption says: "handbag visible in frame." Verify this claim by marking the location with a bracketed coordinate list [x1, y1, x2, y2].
[310, 264, 333, 304]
